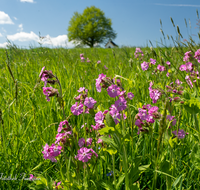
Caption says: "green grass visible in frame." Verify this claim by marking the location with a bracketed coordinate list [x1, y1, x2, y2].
[0, 45, 200, 189]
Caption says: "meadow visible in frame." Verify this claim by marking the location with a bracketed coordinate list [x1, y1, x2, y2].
[1, 41, 200, 190]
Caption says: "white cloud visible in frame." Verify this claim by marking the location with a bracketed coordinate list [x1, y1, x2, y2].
[20, 0, 35, 3]
[42, 35, 73, 47]
[6, 31, 74, 48]
[0, 33, 2, 37]
[18, 24, 23, 32]
[14, 17, 17, 20]
[0, 11, 14, 24]
[155, 3, 200, 7]
[0, 42, 8, 48]
[7, 31, 39, 42]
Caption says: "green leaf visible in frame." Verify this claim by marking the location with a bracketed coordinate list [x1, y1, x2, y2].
[184, 97, 200, 114]
[99, 136, 117, 148]
[105, 112, 116, 127]
[98, 126, 115, 135]
[116, 173, 125, 190]
[103, 147, 117, 155]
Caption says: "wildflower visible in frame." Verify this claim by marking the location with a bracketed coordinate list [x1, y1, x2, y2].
[127, 92, 134, 100]
[29, 174, 36, 181]
[104, 65, 108, 70]
[81, 57, 85, 62]
[134, 48, 144, 58]
[71, 102, 84, 115]
[107, 84, 121, 98]
[54, 181, 63, 189]
[115, 97, 127, 111]
[97, 60, 101, 64]
[148, 106, 159, 115]
[176, 79, 182, 85]
[96, 73, 106, 92]
[157, 64, 165, 71]
[185, 75, 193, 88]
[42, 143, 62, 162]
[55, 133, 66, 144]
[97, 138, 103, 144]
[119, 90, 126, 97]
[86, 138, 93, 146]
[84, 97, 97, 108]
[166, 72, 170, 77]
[167, 115, 177, 126]
[77, 87, 85, 93]
[95, 111, 104, 124]
[150, 58, 156, 65]
[91, 123, 102, 130]
[183, 51, 192, 62]
[81, 123, 87, 128]
[87, 58, 91, 62]
[166, 61, 171, 66]
[172, 129, 186, 139]
[76, 147, 98, 162]
[141, 62, 149, 71]
[43, 87, 59, 102]
[106, 171, 113, 176]
[39, 67, 56, 86]
[78, 138, 85, 148]
[58, 120, 69, 132]
[109, 105, 121, 124]
[49, 144, 62, 157]
[194, 49, 200, 63]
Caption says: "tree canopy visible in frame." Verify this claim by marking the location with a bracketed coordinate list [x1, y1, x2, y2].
[67, 6, 117, 48]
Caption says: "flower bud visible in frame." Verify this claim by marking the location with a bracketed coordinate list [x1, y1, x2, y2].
[177, 91, 183, 95]
[173, 97, 181, 102]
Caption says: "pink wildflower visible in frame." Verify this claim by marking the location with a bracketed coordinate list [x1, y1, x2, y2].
[29, 174, 36, 181]
[172, 129, 186, 139]
[95, 111, 104, 124]
[76, 147, 97, 162]
[127, 92, 134, 100]
[84, 97, 97, 108]
[115, 97, 127, 111]
[96, 74, 106, 92]
[71, 102, 84, 115]
[141, 62, 149, 71]
[150, 58, 156, 65]
[107, 84, 121, 98]
[157, 64, 165, 71]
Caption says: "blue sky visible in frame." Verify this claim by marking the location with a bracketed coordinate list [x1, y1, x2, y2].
[0, 0, 200, 48]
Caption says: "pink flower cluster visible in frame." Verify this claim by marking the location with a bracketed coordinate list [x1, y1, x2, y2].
[166, 115, 177, 127]
[39, 66, 57, 87]
[135, 104, 160, 135]
[42, 143, 62, 162]
[96, 74, 106, 92]
[166, 79, 184, 101]
[134, 48, 144, 58]
[183, 51, 192, 62]
[172, 129, 186, 139]
[55, 120, 72, 144]
[43, 87, 59, 102]
[80, 54, 85, 62]
[75, 147, 98, 163]
[149, 82, 161, 104]
[157, 64, 165, 72]
[71, 87, 97, 115]
[179, 62, 193, 72]
[39, 66, 59, 102]
[194, 49, 200, 63]
[141, 61, 149, 71]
